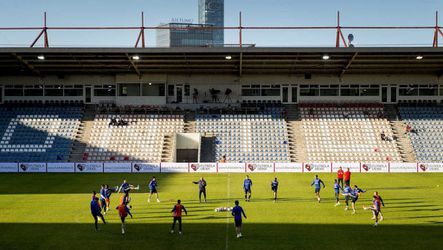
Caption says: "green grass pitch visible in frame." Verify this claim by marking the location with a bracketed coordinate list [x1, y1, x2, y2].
[0, 173, 442, 250]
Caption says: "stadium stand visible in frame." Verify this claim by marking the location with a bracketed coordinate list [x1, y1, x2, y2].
[399, 106, 443, 162]
[195, 108, 290, 163]
[0, 105, 83, 162]
[300, 104, 402, 162]
[84, 114, 184, 162]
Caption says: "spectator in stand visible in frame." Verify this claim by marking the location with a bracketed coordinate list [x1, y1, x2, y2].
[108, 117, 117, 127]
[220, 155, 227, 163]
[344, 168, 351, 186]
[380, 131, 387, 141]
[405, 123, 417, 134]
[380, 131, 392, 142]
[337, 167, 344, 187]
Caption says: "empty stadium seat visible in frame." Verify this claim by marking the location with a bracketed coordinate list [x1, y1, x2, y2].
[196, 112, 290, 163]
[399, 106, 443, 162]
[0, 106, 82, 162]
[300, 104, 401, 162]
[85, 114, 184, 162]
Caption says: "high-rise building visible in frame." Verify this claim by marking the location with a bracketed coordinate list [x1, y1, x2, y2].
[156, 23, 214, 47]
[198, 0, 224, 46]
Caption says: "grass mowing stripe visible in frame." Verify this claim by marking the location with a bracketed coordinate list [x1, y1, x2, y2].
[225, 173, 230, 250]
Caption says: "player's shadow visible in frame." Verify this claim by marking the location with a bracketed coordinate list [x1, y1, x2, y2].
[1, 223, 442, 249]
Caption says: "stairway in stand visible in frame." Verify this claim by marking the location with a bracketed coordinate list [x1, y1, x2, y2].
[284, 104, 307, 162]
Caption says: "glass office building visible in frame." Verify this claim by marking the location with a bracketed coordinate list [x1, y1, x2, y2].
[156, 23, 214, 47]
[198, 0, 224, 46]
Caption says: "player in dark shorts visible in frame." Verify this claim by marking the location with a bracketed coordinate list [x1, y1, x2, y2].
[243, 175, 253, 202]
[310, 175, 326, 202]
[90, 197, 106, 231]
[117, 201, 133, 235]
[170, 200, 188, 235]
[343, 185, 366, 214]
[271, 177, 279, 202]
[148, 176, 160, 203]
[193, 177, 207, 203]
[231, 200, 247, 238]
[364, 195, 382, 227]
[372, 191, 385, 221]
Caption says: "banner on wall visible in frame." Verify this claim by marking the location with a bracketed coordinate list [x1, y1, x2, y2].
[274, 163, 302, 173]
[389, 163, 417, 173]
[189, 163, 217, 173]
[246, 163, 274, 173]
[161, 163, 189, 173]
[0, 163, 18, 172]
[18, 162, 46, 173]
[303, 163, 331, 173]
[218, 163, 245, 173]
[418, 163, 443, 173]
[75, 163, 103, 173]
[361, 163, 389, 173]
[132, 163, 161, 173]
[332, 162, 360, 173]
[47, 163, 75, 173]
[104, 163, 132, 173]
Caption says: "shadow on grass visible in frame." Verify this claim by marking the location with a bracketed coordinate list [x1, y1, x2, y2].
[0, 223, 442, 250]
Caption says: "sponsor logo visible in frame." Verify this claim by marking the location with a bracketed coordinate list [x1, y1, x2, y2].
[305, 164, 312, 171]
[190, 164, 199, 171]
[133, 164, 141, 172]
[362, 164, 369, 172]
[247, 164, 256, 172]
[20, 164, 27, 172]
[419, 164, 427, 172]
[77, 164, 85, 172]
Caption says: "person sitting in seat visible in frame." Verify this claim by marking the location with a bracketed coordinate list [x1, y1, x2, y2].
[343, 111, 350, 119]
[405, 124, 417, 134]
[220, 155, 227, 163]
[380, 131, 392, 142]
[109, 117, 118, 127]
[117, 117, 129, 126]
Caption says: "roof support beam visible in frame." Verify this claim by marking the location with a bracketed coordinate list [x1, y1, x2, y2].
[11, 53, 40, 76]
[125, 53, 141, 78]
[339, 52, 358, 78]
[239, 51, 243, 76]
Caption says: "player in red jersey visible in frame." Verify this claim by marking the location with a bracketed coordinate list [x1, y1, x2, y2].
[170, 200, 188, 235]
[344, 168, 351, 186]
[337, 167, 344, 187]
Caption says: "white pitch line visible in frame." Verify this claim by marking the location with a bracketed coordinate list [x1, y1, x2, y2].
[225, 173, 231, 250]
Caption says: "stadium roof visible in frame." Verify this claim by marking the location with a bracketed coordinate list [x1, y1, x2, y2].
[0, 47, 443, 77]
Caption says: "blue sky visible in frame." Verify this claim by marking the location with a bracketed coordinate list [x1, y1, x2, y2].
[0, 0, 441, 47]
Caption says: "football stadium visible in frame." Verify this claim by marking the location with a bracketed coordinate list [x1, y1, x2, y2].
[0, 1, 442, 249]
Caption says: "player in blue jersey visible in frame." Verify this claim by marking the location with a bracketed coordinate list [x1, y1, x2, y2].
[243, 175, 253, 202]
[271, 177, 279, 202]
[148, 176, 160, 203]
[99, 184, 107, 214]
[232, 200, 247, 238]
[333, 179, 343, 207]
[343, 184, 366, 214]
[310, 175, 326, 203]
[90, 197, 106, 231]
[117, 179, 139, 194]
[104, 184, 118, 213]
